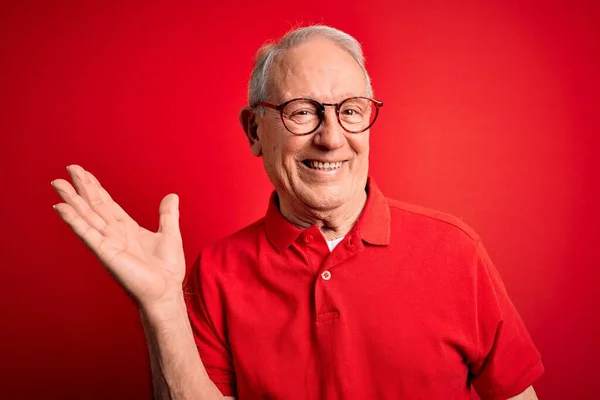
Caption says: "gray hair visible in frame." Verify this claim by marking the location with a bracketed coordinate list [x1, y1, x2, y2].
[248, 25, 373, 108]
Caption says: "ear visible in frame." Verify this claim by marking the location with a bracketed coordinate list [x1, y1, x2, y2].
[239, 107, 262, 157]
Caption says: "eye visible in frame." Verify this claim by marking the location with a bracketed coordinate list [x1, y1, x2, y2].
[341, 108, 360, 116]
[340, 106, 364, 118]
[292, 110, 312, 116]
[285, 106, 319, 125]
[289, 108, 317, 118]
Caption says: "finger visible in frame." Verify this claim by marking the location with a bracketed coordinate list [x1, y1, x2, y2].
[51, 179, 108, 233]
[67, 165, 117, 225]
[53, 202, 104, 251]
[158, 193, 181, 240]
[86, 170, 134, 225]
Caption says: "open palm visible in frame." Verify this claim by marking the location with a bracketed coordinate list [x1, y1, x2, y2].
[52, 165, 185, 308]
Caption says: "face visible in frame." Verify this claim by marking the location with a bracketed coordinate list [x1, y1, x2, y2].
[245, 37, 370, 215]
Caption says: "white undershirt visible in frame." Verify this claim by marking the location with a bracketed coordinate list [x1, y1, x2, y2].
[326, 236, 346, 252]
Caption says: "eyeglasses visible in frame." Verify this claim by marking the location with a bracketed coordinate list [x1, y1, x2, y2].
[254, 97, 384, 135]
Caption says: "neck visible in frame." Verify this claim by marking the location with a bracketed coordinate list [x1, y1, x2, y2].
[278, 190, 368, 241]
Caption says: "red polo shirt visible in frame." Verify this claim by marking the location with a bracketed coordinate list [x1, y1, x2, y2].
[185, 179, 543, 399]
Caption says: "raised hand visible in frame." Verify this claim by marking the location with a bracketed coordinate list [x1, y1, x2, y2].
[51, 165, 186, 310]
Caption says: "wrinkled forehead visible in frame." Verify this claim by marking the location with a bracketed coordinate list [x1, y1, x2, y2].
[269, 38, 367, 103]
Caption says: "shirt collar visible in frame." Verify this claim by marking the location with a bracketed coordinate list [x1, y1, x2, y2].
[264, 176, 391, 253]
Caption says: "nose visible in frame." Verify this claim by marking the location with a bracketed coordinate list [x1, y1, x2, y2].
[312, 107, 346, 150]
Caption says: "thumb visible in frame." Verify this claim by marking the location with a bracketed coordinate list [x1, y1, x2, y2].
[158, 193, 181, 239]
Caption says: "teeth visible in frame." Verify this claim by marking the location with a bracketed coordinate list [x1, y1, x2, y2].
[308, 161, 343, 170]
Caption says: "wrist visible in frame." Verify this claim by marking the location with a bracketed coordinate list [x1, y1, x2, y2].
[139, 293, 187, 324]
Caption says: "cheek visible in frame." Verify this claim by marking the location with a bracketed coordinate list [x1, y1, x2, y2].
[276, 136, 307, 163]
[260, 130, 296, 170]
[348, 133, 370, 156]
[258, 128, 280, 159]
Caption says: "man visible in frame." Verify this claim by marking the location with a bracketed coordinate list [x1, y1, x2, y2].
[51, 25, 543, 399]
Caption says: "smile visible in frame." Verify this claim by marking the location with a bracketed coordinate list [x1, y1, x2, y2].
[302, 160, 344, 171]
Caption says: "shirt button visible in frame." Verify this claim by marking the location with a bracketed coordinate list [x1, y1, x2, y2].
[321, 270, 331, 281]
[304, 235, 313, 243]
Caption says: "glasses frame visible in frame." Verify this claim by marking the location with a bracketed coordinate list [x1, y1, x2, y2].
[254, 96, 384, 135]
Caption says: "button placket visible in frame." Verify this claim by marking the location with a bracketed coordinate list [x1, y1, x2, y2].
[322, 233, 362, 273]
[311, 231, 362, 324]
[300, 228, 330, 275]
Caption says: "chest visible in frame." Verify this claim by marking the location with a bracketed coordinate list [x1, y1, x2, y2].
[225, 246, 476, 399]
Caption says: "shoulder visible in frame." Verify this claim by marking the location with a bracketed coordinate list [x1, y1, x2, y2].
[192, 217, 266, 277]
[386, 197, 481, 248]
[210, 217, 266, 252]
[380, 198, 491, 287]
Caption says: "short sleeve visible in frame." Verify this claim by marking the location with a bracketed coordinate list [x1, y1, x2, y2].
[469, 240, 544, 399]
[184, 252, 237, 397]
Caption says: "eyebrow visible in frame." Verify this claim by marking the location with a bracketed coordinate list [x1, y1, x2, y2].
[281, 93, 368, 103]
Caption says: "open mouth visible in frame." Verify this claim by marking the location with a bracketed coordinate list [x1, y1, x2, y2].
[301, 160, 344, 171]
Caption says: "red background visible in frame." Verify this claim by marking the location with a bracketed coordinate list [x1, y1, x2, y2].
[1, 1, 598, 398]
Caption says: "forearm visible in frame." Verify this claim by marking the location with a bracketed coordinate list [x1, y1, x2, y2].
[140, 296, 224, 400]
[508, 386, 538, 400]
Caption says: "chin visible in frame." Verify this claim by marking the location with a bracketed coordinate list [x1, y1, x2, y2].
[300, 185, 349, 212]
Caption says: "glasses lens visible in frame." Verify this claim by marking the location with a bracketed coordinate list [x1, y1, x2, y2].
[281, 99, 321, 135]
[339, 98, 378, 133]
